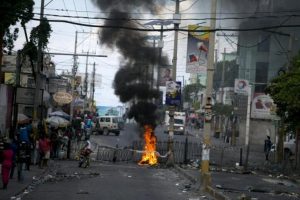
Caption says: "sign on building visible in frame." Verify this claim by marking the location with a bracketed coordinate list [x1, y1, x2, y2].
[251, 93, 275, 120]
[165, 81, 181, 106]
[16, 87, 42, 105]
[234, 79, 249, 95]
[48, 78, 68, 93]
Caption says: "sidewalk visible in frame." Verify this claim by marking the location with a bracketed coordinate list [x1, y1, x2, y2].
[174, 164, 300, 200]
[0, 165, 46, 200]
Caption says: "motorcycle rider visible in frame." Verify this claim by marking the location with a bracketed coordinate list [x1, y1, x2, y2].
[78, 139, 92, 167]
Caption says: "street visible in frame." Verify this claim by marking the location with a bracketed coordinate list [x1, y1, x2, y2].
[21, 161, 202, 200]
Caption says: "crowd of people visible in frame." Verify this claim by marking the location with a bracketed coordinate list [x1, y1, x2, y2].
[0, 114, 95, 190]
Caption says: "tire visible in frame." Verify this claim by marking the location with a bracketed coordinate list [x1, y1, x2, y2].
[103, 128, 109, 136]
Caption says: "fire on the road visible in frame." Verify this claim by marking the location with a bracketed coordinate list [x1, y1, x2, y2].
[138, 125, 158, 166]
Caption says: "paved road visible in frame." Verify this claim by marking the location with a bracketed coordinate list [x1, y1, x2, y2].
[21, 161, 205, 200]
[91, 123, 201, 149]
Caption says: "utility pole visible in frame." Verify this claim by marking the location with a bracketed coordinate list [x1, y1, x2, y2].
[33, 0, 45, 137]
[84, 52, 89, 109]
[201, 0, 217, 192]
[221, 48, 226, 104]
[167, 0, 183, 167]
[171, 0, 180, 81]
[91, 62, 96, 105]
[70, 31, 78, 122]
[157, 25, 164, 89]
[244, 84, 252, 171]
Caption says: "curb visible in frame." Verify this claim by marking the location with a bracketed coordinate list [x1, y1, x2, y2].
[174, 165, 197, 184]
[173, 165, 231, 200]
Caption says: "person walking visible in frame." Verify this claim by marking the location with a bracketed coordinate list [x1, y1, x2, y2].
[9, 138, 17, 179]
[264, 135, 272, 161]
[39, 135, 51, 168]
[1, 142, 14, 189]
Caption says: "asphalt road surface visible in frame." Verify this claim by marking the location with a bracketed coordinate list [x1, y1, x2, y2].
[91, 123, 201, 149]
[22, 161, 203, 200]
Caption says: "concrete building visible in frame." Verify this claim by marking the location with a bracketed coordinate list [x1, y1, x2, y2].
[235, 0, 300, 147]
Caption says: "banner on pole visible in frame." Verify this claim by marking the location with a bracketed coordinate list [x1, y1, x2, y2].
[165, 81, 181, 106]
[186, 25, 209, 74]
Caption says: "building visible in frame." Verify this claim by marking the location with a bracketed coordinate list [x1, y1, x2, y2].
[236, 0, 300, 146]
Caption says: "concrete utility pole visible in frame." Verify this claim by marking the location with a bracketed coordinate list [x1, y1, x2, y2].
[221, 48, 226, 104]
[201, 0, 217, 192]
[171, 0, 180, 81]
[33, 0, 45, 136]
[157, 25, 164, 89]
[70, 31, 78, 122]
[244, 84, 252, 171]
[167, 0, 183, 167]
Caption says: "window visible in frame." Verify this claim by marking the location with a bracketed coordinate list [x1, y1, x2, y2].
[174, 119, 184, 124]
[100, 118, 105, 122]
[255, 62, 269, 93]
[105, 118, 111, 122]
[113, 118, 118, 123]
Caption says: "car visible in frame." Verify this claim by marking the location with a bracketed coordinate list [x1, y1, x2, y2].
[284, 133, 296, 159]
[96, 116, 122, 136]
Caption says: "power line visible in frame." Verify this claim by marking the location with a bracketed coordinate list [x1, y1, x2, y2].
[62, 0, 78, 31]
[181, 0, 200, 13]
[28, 17, 300, 32]
[34, 7, 300, 15]
[33, 12, 300, 22]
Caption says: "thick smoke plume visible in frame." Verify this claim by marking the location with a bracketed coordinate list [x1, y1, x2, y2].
[92, 0, 168, 127]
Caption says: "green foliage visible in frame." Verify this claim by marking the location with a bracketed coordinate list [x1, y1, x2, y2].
[0, 0, 34, 50]
[29, 18, 52, 49]
[22, 18, 52, 61]
[2, 28, 19, 54]
[265, 51, 300, 128]
[213, 60, 239, 90]
[183, 83, 204, 102]
[212, 103, 234, 116]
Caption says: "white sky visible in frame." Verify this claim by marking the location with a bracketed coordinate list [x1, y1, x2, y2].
[12, 0, 237, 107]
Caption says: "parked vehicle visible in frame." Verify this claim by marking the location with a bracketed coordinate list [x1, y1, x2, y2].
[284, 133, 297, 159]
[95, 116, 122, 136]
[164, 111, 186, 135]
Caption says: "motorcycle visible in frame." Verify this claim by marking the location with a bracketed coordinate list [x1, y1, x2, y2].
[78, 148, 92, 168]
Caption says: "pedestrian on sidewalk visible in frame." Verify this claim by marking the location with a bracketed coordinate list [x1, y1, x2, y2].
[264, 135, 272, 161]
[1, 142, 14, 189]
[9, 138, 17, 179]
[39, 134, 51, 168]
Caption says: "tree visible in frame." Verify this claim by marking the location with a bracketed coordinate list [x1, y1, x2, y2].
[265, 51, 300, 166]
[265, 52, 300, 129]
[213, 59, 239, 91]
[183, 82, 204, 102]
[0, 0, 34, 82]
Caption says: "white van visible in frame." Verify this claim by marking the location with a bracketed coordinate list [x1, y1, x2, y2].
[96, 116, 122, 136]
[164, 111, 186, 135]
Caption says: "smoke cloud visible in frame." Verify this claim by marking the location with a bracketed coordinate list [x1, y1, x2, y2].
[92, 0, 169, 127]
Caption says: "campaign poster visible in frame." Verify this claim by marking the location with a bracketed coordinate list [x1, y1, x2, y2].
[186, 25, 209, 74]
[165, 81, 181, 106]
[251, 93, 275, 119]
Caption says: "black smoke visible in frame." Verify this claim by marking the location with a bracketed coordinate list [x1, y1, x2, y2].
[92, 0, 168, 127]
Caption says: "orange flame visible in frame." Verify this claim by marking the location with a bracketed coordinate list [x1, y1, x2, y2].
[139, 125, 158, 166]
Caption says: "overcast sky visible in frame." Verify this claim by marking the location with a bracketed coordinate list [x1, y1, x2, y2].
[12, 0, 236, 107]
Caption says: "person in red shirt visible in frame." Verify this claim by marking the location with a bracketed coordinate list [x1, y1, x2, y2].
[1, 142, 14, 189]
[38, 135, 51, 168]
